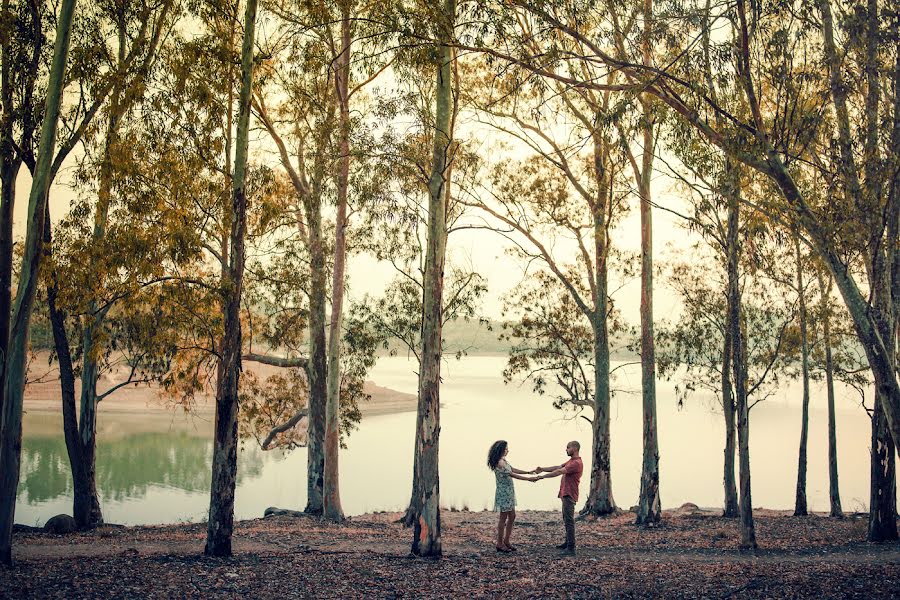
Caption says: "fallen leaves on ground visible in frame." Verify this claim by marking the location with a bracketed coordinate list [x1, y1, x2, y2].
[2, 508, 898, 598]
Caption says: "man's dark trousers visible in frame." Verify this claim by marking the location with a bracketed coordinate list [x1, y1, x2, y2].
[562, 496, 576, 549]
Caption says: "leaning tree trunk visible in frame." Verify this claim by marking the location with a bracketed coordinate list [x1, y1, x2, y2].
[205, 0, 256, 557]
[0, 0, 77, 566]
[818, 272, 843, 517]
[635, 32, 660, 523]
[410, 0, 455, 557]
[304, 194, 327, 515]
[0, 0, 20, 412]
[794, 236, 810, 517]
[67, 22, 131, 529]
[323, 3, 352, 523]
[868, 399, 898, 542]
[726, 167, 756, 549]
[44, 210, 103, 529]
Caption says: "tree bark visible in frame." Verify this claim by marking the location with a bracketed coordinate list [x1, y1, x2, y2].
[583, 132, 616, 517]
[205, 0, 256, 557]
[722, 306, 739, 518]
[44, 211, 103, 530]
[60, 11, 131, 531]
[817, 272, 843, 517]
[793, 236, 810, 517]
[323, 2, 352, 523]
[635, 10, 661, 522]
[0, 0, 20, 413]
[0, 0, 78, 565]
[726, 166, 756, 549]
[410, 0, 455, 557]
[304, 193, 327, 515]
[868, 399, 898, 542]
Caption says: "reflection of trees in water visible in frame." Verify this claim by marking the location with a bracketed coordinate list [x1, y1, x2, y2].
[18, 432, 266, 504]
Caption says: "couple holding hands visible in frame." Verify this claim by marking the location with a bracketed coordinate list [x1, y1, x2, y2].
[486, 439, 583, 556]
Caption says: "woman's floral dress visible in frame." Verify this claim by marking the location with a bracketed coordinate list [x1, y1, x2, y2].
[494, 460, 516, 512]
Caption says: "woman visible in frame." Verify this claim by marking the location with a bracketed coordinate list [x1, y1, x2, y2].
[487, 440, 536, 552]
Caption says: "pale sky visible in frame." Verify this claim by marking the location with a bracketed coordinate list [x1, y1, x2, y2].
[13, 110, 697, 332]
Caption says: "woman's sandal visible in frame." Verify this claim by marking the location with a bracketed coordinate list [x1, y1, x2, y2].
[496, 546, 514, 553]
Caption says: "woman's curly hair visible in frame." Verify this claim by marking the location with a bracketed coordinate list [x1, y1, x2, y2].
[487, 440, 508, 470]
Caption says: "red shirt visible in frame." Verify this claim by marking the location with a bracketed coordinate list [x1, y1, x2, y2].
[558, 457, 583, 501]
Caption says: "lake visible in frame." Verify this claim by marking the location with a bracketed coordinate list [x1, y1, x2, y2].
[15, 355, 878, 526]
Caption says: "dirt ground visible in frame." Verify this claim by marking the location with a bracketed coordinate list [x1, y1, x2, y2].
[2, 507, 898, 598]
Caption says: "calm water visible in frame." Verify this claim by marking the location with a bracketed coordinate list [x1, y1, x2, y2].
[15, 355, 878, 526]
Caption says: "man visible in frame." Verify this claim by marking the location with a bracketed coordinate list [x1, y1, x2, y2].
[533, 441, 582, 556]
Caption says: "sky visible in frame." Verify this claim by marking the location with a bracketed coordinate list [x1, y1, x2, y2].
[13, 136, 696, 330]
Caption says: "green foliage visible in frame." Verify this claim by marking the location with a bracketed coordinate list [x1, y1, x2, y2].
[501, 269, 630, 419]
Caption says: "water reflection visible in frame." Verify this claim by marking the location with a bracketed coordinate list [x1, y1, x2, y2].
[15, 356, 884, 526]
[18, 418, 264, 505]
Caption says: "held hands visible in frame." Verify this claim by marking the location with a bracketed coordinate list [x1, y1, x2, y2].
[524, 467, 544, 482]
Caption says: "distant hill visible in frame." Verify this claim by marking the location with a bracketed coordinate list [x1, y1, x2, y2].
[380, 318, 638, 360]
[380, 319, 511, 356]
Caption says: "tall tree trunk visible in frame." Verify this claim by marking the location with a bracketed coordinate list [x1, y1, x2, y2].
[726, 167, 756, 549]
[205, 0, 256, 557]
[794, 236, 810, 516]
[43, 210, 103, 529]
[410, 0, 455, 557]
[63, 13, 129, 531]
[722, 312, 739, 518]
[817, 272, 843, 517]
[805, 0, 900, 455]
[635, 12, 660, 522]
[868, 399, 898, 542]
[0, 0, 20, 412]
[323, 3, 352, 523]
[304, 194, 326, 515]
[74, 333, 103, 528]
[0, 0, 78, 566]
[583, 146, 615, 517]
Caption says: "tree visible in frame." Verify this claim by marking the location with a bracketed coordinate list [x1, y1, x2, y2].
[464, 40, 640, 516]
[815, 270, 843, 517]
[407, 0, 456, 557]
[204, 0, 257, 557]
[462, 0, 900, 460]
[0, 0, 77, 566]
[792, 235, 812, 517]
[40, 0, 175, 531]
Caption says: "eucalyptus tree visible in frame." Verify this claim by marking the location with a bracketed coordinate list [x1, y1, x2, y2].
[36, 0, 177, 531]
[0, 0, 77, 567]
[0, 0, 171, 406]
[250, 0, 394, 516]
[815, 270, 843, 517]
[354, 67, 487, 528]
[205, 0, 258, 557]
[658, 246, 797, 405]
[462, 30, 637, 516]
[399, 0, 457, 556]
[473, 0, 900, 460]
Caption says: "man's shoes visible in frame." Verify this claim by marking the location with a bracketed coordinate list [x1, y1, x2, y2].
[555, 542, 569, 549]
[558, 546, 576, 556]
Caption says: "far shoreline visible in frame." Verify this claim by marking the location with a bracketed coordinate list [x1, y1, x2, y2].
[24, 351, 418, 418]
